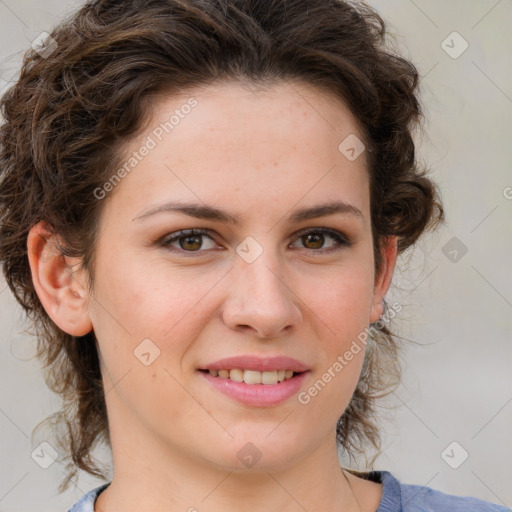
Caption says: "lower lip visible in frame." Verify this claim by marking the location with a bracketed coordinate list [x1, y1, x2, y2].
[199, 371, 309, 407]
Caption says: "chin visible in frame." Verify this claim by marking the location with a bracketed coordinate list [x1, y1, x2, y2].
[206, 431, 309, 473]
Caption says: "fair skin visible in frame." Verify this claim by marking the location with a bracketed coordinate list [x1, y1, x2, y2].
[27, 80, 397, 512]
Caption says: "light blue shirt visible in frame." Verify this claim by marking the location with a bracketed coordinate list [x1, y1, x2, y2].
[67, 471, 511, 511]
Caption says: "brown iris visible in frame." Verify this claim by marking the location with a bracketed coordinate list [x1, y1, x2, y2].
[302, 232, 324, 250]
[180, 235, 203, 251]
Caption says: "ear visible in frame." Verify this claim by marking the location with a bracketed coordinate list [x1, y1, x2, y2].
[26, 221, 93, 336]
[369, 236, 398, 324]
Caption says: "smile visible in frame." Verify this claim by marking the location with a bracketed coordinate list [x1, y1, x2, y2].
[201, 368, 299, 385]
[199, 369, 309, 407]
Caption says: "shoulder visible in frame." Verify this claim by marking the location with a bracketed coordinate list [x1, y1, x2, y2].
[346, 469, 510, 512]
[67, 483, 111, 512]
[379, 471, 510, 512]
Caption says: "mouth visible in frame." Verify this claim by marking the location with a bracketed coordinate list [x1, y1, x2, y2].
[198, 368, 309, 406]
[198, 368, 304, 385]
[197, 355, 310, 406]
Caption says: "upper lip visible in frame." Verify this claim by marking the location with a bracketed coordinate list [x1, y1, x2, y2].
[199, 355, 310, 372]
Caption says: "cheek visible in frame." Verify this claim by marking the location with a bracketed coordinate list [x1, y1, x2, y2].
[298, 269, 371, 411]
[88, 256, 208, 431]
[89, 252, 221, 383]
[91, 250, 208, 335]
[304, 261, 375, 340]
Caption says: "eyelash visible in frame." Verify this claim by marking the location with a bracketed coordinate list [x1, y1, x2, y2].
[158, 227, 352, 256]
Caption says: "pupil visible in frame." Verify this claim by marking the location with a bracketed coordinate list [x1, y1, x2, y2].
[304, 233, 323, 249]
[181, 235, 202, 251]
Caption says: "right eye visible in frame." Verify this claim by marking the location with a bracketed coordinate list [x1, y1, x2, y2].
[159, 228, 219, 254]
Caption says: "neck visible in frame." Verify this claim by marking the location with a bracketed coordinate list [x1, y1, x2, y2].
[94, 424, 364, 512]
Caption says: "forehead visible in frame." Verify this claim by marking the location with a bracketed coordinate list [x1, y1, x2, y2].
[148, 78, 366, 148]
[103, 79, 370, 226]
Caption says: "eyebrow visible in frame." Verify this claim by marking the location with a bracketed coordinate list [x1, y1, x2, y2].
[132, 200, 364, 224]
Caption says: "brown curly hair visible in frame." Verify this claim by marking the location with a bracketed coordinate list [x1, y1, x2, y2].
[0, 0, 443, 492]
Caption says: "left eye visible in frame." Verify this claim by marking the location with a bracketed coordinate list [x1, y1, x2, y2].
[160, 228, 350, 254]
[290, 228, 350, 252]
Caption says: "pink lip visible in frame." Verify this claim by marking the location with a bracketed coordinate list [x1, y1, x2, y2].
[199, 355, 310, 373]
[199, 370, 309, 407]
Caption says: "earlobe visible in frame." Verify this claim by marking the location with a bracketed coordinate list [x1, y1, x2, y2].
[369, 236, 398, 324]
[27, 221, 93, 336]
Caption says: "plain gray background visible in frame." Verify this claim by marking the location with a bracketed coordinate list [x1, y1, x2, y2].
[0, 1, 511, 510]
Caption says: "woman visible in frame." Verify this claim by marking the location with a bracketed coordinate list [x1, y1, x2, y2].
[0, 0, 507, 511]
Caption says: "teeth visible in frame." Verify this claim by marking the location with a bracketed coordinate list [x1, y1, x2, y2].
[261, 371, 277, 385]
[244, 370, 261, 384]
[208, 369, 298, 384]
[229, 368, 244, 383]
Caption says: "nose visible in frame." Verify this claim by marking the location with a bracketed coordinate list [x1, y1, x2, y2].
[221, 252, 302, 339]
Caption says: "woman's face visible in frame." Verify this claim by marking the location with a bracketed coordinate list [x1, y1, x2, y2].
[80, 80, 396, 472]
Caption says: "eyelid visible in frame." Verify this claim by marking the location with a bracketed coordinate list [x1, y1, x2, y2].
[292, 226, 351, 244]
[289, 227, 352, 254]
[158, 228, 219, 253]
[158, 226, 352, 256]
